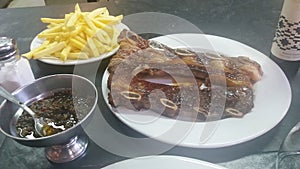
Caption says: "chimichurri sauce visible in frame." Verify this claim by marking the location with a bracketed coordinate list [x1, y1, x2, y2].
[16, 88, 94, 138]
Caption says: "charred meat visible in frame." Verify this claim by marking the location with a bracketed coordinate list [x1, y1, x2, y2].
[107, 30, 263, 121]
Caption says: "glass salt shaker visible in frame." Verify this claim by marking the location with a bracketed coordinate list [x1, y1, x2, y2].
[0, 37, 35, 93]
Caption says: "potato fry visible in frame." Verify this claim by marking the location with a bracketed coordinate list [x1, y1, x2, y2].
[41, 18, 64, 24]
[38, 32, 61, 39]
[69, 52, 89, 60]
[42, 24, 63, 34]
[74, 3, 81, 14]
[87, 38, 99, 57]
[23, 41, 50, 59]
[96, 15, 123, 25]
[60, 45, 72, 61]
[95, 29, 110, 44]
[93, 20, 113, 33]
[88, 7, 108, 18]
[70, 38, 86, 50]
[74, 35, 86, 45]
[84, 15, 98, 32]
[111, 25, 120, 46]
[33, 42, 66, 59]
[66, 13, 79, 28]
[83, 26, 95, 37]
[23, 3, 123, 61]
[93, 39, 106, 54]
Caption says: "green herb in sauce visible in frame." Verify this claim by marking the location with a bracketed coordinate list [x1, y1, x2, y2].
[16, 88, 94, 138]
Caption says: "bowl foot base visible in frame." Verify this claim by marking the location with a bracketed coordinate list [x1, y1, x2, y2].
[45, 134, 88, 163]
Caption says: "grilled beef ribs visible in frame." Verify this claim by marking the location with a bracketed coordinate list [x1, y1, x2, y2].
[107, 30, 263, 122]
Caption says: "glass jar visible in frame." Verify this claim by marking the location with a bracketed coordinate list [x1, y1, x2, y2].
[0, 37, 35, 92]
[271, 0, 300, 61]
[270, 0, 300, 79]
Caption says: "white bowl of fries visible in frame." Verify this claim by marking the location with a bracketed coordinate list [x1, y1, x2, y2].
[24, 4, 129, 65]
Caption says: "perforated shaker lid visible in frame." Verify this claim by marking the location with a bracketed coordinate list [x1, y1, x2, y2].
[0, 37, 18, 61]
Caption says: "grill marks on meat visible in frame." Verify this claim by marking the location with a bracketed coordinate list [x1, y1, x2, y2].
[107, 30, 263, 122]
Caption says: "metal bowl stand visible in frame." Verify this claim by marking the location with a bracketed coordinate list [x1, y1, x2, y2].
[45, 134, 88, 163]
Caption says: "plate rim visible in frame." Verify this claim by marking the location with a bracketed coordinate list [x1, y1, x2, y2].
[101, 33, 292, 148]
[102, 155, 228, 169]
[29, 23, 129, 65]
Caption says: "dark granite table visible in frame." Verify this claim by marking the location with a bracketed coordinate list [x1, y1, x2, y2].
[0, 0, 299, 168]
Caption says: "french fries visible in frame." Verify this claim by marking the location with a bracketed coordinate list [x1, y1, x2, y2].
[23, 4, 123, 61]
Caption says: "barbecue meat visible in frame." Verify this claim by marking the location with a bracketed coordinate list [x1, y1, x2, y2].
[107, 30, 263, 121]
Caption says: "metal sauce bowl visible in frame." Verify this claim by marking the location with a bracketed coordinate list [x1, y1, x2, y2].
[0, 74, 98, 163]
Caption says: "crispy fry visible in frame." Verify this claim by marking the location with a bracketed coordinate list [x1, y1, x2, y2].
[95, 29, 109, 44]
[38, 32, 61, 39]
[84, 15, 98, 31]
[23, 41, 50, 59]
[42, 24, 63, 34]
[83, 26, 95, 37]
[96, 15, 123, 24]
[88, 7, 108, 18]
[33, 42, 66, 59]
[87, 38, 99, 57]
[69, 52, 89, 60]
[74, 3, 81, 14]
[41, 18, 64, 24]
[93, 20, 113, 33]
[60, 45, 72, 61]
[74, 35, 86, 45]
[70, 38, 86, 50]
[66, 12, 79, 27]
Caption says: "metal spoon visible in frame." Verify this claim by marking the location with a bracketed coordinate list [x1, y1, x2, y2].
[0, 86, 45, 137]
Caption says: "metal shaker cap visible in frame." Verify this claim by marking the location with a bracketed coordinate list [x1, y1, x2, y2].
[0, 37, 18, 61]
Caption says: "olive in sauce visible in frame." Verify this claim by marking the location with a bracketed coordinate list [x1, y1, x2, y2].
[15, 88, 94, 138]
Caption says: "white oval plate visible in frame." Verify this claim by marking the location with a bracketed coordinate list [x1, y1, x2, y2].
[30, 23, 129, 65]
[102, 155, 227, 169]
[102, 34, 291, 148]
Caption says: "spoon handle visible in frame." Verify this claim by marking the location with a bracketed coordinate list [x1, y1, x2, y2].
[0, 86, 22, 105]
[0, 86, 35, 116]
